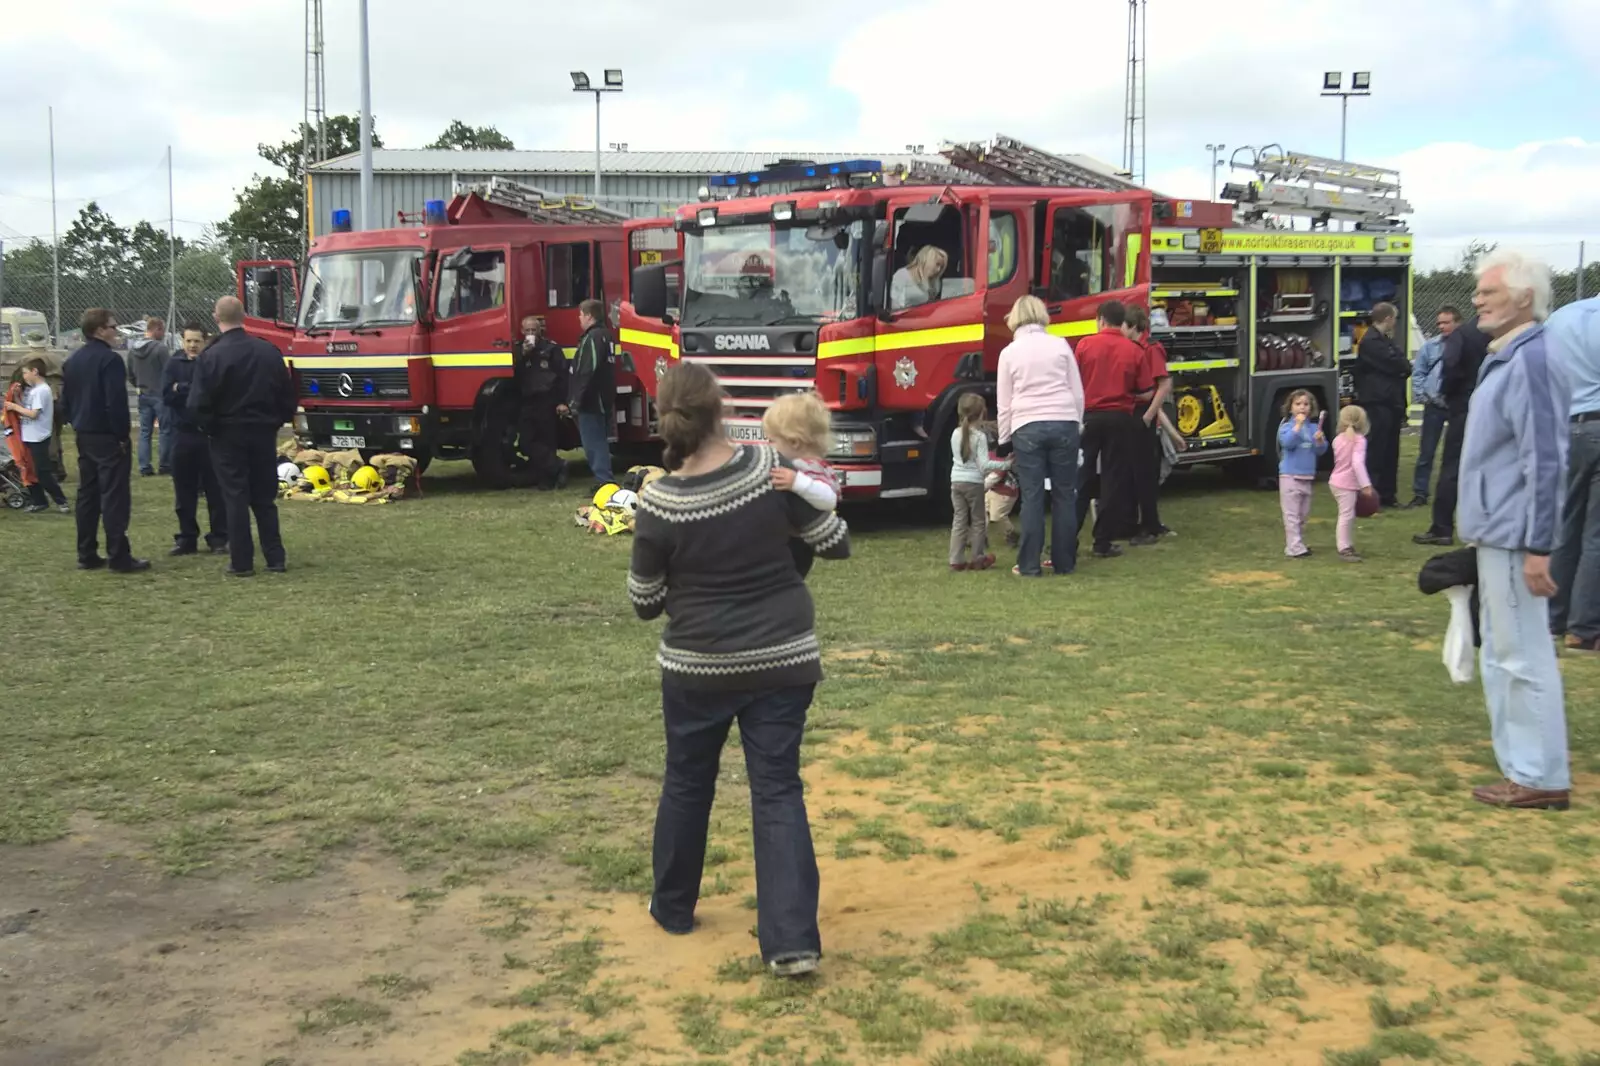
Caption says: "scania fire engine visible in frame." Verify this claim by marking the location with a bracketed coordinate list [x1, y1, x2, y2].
[618, 137, 1414, 500]
[237, 179, 656, 487]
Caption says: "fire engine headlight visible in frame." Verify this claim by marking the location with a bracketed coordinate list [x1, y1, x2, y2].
[294, 413, 309, 432]
[772, 201, 795, 222]
[394, 416, 421, 434]
[828, 428, 876, 460]
[697, 207, 718, 227]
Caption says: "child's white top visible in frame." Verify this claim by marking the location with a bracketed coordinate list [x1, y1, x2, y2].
[950, 427, 1008, 484]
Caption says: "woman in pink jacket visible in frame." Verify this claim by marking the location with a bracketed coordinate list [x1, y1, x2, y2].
[996, 295, 1086, 576]
[1329, 404, 1378, 562]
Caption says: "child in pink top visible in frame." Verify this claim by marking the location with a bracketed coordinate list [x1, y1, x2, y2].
[1329, 404, 1377, 562]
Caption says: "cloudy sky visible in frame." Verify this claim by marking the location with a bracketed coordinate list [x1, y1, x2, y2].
[3, 0, 1597, 269]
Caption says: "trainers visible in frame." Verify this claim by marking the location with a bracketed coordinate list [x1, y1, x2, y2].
[1566, 635, 1600, 655]
[1413, 531, 1454, 546]
[950, 561, 968, 572]
[24, 503, 47, 513]
[1400, 496, 1429, 510]
[1129, 533, 1160, 547]
[1339, 548, 1364, 563]
[971, 553, 996, 571]
[56, 502, 70, 514]
[768, 952, 820, 978]
[1093, 544, 1123, 559]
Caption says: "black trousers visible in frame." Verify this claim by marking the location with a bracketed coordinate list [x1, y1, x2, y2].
[1366, 403, 1404, 505]
[651, 678, 820, 962]
[171, 430, 227, 549]
[519, 397, 564, 484]
[210, 426, 284, 572]
[1131, 403, 1163, 535]
[1075, 410, 1141, 550]
[25, 438, 67, 507]
[1428, 404, 1469, 537]
[75, 431, 133, 565]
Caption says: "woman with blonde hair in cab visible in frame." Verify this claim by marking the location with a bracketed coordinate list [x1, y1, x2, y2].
[891, 245, 948, 309]
[996, 294, 1085, 576]
[628, 362, 851, 978]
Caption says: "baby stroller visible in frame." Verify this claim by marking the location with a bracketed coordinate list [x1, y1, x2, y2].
[1, 451, 30, 510]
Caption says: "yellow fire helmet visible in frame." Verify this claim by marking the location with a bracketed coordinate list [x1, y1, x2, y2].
[303, 465, 334, 494]
[351, 465, 384, 492]
[639, 465, 667, 489]
[592, 483, 621, 509]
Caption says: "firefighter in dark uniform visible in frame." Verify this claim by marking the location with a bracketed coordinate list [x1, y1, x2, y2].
[160, 323, 228, 556]
[187, 296, 296, 577]
[514, 314, 570, 490]
[61, 307, 149, 572]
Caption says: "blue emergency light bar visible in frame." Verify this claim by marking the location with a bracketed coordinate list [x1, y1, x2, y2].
[708, 159, 883, 189]
[424, 199, 447, 225]
[331, 208, 353, 233]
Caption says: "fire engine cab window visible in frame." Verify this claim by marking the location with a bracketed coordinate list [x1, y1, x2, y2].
[890, 206, 970, 311]
[436, 250, 506, 319]
[1049, 205, 1119, 300]
[988, 213, 1018, 286]
[547, 243, 592, 308]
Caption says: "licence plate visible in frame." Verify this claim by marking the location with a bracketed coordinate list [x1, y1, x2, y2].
[331, 434, 366, 448]
[725, 423, 765, 442]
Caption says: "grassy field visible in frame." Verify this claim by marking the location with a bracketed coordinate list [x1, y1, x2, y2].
[3, 437, 1598, 1066]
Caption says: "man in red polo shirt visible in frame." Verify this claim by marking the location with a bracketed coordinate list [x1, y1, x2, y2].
[1123, 304, 1173, 540]
[1073, 300, 1155, 558]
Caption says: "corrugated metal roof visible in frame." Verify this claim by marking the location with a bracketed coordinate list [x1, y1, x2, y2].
[310, 147, 1122, 179]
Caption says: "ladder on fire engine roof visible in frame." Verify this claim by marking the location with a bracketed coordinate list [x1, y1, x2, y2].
[1223, 148, 1413, 231]
[917, 134, 1146, 193]
[462, 176, 632, 225]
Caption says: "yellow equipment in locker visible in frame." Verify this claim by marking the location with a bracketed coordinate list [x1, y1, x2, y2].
[1174, 385, 1237, 444]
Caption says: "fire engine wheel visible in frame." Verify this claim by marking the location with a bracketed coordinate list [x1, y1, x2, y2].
[470, 394, 540, 490]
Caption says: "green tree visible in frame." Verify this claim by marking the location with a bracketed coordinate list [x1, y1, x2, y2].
[60, 202, 131, 282]
[426, 120, 515, 151]
[219, 114, 383, 256]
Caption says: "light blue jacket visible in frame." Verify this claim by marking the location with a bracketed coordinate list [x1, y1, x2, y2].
[1276, 418, 1327, 476]
[1411, 335, 1444, 407]
[1543, 296, 1600, 417]
[1457, 324, 1571, 554]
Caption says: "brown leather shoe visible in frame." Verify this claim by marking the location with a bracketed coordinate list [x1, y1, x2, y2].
[1472, 781, 1570, 810]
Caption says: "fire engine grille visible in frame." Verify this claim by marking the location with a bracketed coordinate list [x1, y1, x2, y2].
[680, 355, 816, 423]
[297, 367, 410, 401]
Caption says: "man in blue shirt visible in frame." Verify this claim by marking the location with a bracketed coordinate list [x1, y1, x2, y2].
[1547, 295, 1600, 654]
[1404, 305, 1459, 509]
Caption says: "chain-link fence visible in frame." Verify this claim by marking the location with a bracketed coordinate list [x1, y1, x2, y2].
[1413, 241, 1594, 331]
[1, 238, 301, 345]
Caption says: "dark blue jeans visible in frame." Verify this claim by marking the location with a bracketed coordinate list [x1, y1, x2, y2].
[1411, 403, 1449, 500]
[1551, 419, 1600, 641]
[1011, 420, 1081, 575]
[651, 679, 820, 962]
[577, 410, 614, 483]
[136, 393, 174, 473]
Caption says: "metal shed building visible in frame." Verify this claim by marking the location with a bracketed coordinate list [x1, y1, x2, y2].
[306, 147, 1127, 238]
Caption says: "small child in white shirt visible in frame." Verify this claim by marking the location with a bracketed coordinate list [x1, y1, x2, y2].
[949, 394, 1010, 570]
[764, 391, 839, 577]
[3, 359, 68, 513]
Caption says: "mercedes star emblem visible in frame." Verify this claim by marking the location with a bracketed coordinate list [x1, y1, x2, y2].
[337, 372, 355, 397]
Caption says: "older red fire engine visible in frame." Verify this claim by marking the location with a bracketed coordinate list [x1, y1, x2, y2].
[237, 179, 654, 487]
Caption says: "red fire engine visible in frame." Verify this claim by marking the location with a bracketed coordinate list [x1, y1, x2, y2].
[619, 137, 1409, 501]
[237, 179, 655, 487]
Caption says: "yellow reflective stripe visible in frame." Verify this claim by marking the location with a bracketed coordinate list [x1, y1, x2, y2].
[1125, 233, 1142, 289]
[563, 346, 577, 361]
[1167, 358, 1240, 372]
[432, 353, 513, 368]
[1152, 288, 1238, 299]
[817, 323, 984, 360]
[1045, 320, 1098, 339]
[287, 355, 411, 369]
[619, 328, 679, 358]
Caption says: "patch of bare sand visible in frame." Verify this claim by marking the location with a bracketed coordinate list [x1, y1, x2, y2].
[1207, 570, 1293, 589]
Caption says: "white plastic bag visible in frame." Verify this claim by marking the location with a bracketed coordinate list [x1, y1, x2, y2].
[1443, 586, 1475, 684]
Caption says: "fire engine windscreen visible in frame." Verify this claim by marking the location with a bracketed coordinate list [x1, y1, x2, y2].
[298, 249, 424, 329]
[680, 220, 862, 328]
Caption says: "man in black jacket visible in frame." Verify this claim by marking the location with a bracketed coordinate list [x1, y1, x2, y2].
[570, 298, 616, 488]
[161, 323, 228, 556]
[514, 314, 569, 490]
[1414, 319, 1490, 546]
[61, 308, 149, 573]
[1352, 302, 1413, 507]
[188, 296, 295, 576]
